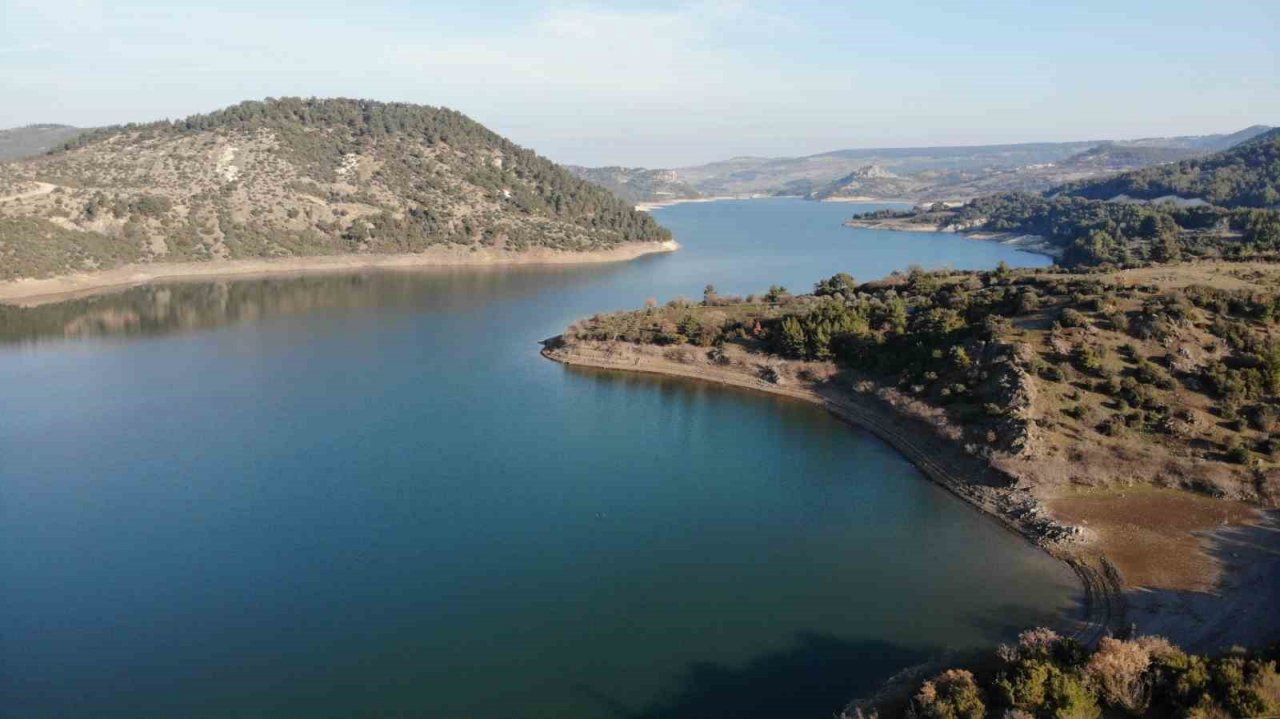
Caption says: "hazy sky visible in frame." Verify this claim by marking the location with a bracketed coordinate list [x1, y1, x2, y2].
[3, 0, 1278, 167]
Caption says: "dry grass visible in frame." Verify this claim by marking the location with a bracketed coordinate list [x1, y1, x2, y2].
[1047, 487, 1261, 591]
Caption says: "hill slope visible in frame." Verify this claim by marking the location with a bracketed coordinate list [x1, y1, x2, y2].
[0, 98, 670, 281]
[1056, 128, 1280, 208]
[809, 164, 924, 200]
[564, 165, 702, 204]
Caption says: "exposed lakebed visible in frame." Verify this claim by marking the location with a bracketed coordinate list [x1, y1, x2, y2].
[0, 199, 1071, 718]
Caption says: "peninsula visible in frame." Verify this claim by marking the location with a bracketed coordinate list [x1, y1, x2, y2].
[544, 262, 1280, 715]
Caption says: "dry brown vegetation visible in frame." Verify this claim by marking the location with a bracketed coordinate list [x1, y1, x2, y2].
[847, 628, 1280, 719]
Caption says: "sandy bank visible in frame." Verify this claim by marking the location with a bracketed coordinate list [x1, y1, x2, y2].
[0, 241, 679, 307]
[845, 217, 1063, 259]
[820, 195, 915, 204]
[633, 195, 798, 212]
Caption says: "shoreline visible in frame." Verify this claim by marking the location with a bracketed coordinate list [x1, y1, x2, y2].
[636, 195, 913, 212]
[634, 194, 801, 212]
[634, 196, 745, 212]
[845, 217, 1063, 259]
[541, 337, 1280, 652]
[541, 337, 1121, 645]
[0, 240, 679, 307]
[819, 195, 917, 204]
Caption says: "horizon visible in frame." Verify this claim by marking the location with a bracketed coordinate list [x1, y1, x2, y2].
[3, 0, 1278, 167]
[1, 99, 1272, 171]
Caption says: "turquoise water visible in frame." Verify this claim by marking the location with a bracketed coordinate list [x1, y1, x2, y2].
[0, 199, 1068, 718]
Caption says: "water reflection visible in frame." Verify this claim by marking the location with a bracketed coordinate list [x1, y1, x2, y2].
[0, 264, 634, 345]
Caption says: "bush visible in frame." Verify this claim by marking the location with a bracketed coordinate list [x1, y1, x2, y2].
[908, 669, 986, 719]
[1073, 345, 1105, 375]
[1044, 668, 1101, 719]
[1225, 439, 1251, 464]
[1060, 308, 1090, 328]
[1085, 636, 1175, 714]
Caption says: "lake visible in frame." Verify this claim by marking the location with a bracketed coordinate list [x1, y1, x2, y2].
[0, 198, 1071, 718]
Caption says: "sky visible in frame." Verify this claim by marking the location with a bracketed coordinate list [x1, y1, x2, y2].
[2, 0, 1278, 167]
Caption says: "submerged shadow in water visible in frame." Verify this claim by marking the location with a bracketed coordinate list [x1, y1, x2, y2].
[576, 632, 934, 719]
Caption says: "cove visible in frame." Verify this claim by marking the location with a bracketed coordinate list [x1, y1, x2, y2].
[0, 199, 1073, 718]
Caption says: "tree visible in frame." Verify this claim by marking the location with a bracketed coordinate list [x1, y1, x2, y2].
[814, 272, 857, 298]
[778, 316, 807, 358]
[702, 284, 719, 305]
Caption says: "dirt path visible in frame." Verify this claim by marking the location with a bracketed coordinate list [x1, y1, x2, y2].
[0, 181, 56, 204]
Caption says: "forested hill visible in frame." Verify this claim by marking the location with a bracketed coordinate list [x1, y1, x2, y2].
[1056, 127, 1280, 208]
[0, 98, 670, 281]
[852, 128, 1280, 268]
[565, 165, 702, 204]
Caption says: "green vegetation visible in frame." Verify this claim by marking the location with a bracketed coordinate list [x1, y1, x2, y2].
[569, 265, 1280, 500]
[1058, 128, 1280, 208]
[0, 217, 140, 280]
[851, 629, 1280, 719]
[0, 98, 670, 280]
[950, 193, 1279, 267]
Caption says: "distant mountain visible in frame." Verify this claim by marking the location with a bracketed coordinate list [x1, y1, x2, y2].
[565, 165, 702, 204]
[1110, 124, 1273, 153]
[809, 164, 922, 200]
[0, 124, 85, 162]
[0, 98, 669, 281]
[1055, 128, 1280, 208]
[579, 126, 1273, 205]
[858, 127, 1280, 268]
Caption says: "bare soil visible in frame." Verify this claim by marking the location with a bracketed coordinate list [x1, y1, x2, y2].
[0, 240, 679, 307]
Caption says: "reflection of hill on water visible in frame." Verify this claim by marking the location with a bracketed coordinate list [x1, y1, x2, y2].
[0, 262, 630, 345]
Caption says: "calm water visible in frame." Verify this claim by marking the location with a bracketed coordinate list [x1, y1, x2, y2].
[0, 199, 1068, 718]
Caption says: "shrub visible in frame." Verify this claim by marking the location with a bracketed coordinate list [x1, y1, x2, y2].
[1133, 359, 1175, 390]
[1044, 668, 1101, 719]
[1225, 439, 1251, 464]
[1060, 308, 1090, 328]
[996, 659, 1052, 711]
[908, 669, 986, 719]
[1073, 345, 1105, 375]
[1085, 636, 1175, 714]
